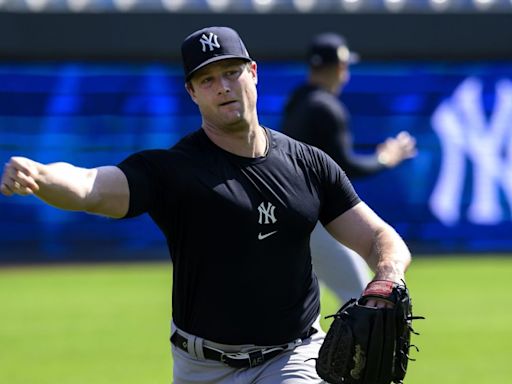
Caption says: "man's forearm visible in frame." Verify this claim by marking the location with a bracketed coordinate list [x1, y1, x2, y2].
[367, 225, 411, 283]
[34, 162, 97, 211]
[2, 157, 129, 218]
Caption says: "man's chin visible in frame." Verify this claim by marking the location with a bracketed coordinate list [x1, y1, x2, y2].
[221, 112, 245, 126]
[223, 118, 250, 132]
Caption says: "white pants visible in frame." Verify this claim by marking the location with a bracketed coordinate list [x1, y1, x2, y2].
[171, 318, 326, 384]
[310, 223, 371, 303]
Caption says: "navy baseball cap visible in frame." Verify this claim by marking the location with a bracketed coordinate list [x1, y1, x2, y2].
[181, 26, 253, 81]
[307, 33, 359, 67]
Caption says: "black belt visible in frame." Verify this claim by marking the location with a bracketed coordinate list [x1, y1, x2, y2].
[170, 327, 317, 368]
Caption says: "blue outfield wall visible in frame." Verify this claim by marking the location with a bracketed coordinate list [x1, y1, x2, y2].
[1, 60, 512, 262]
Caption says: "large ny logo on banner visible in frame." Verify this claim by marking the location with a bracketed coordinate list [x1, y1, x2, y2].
[430, 77, 512, 226]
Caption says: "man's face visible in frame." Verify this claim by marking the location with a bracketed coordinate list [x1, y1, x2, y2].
[186, 59, 258, 131]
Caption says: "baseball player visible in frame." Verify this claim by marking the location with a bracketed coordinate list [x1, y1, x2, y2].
[1, 26, 411, 383]
[282, 32, 417, 304]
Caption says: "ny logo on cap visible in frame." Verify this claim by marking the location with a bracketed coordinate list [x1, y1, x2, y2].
[199, 32, 221, 52]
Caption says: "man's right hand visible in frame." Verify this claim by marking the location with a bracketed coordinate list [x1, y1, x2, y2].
[376, 131, 417, 168]
[1, 157, 41, 196]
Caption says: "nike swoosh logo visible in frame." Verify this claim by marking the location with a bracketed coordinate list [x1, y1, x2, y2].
[258, 231, 278, 240]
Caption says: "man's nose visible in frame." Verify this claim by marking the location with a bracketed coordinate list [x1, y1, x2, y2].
[217, 77, 231, 94]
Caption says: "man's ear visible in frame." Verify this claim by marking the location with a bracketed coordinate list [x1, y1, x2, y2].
[185, 82, 198, 105]
[250, 61, 258, 85]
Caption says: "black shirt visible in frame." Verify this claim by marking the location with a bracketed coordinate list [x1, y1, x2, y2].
[282, 84, 385, 178]
[117, 127, 360, 345]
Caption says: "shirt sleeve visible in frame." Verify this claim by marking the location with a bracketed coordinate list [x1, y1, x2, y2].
[116, 151, 165, 219]
[315, 148, 361, 226]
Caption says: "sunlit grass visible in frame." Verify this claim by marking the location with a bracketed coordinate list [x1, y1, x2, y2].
[1, 256, 511, 383]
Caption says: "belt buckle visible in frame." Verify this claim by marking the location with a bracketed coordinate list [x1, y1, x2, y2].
[220, 350, 265, 368]
[248, 350, 264, 368]
[220, 351, 248, 367]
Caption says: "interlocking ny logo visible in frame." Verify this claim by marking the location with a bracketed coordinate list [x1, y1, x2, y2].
[430, 77, 512, 226]
[199, 32, 221, 52]
[258, 202, 277, 224]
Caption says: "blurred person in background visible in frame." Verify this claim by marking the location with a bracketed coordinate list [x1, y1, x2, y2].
[1, 26, 412, 383]
[282, 32, 417, 304]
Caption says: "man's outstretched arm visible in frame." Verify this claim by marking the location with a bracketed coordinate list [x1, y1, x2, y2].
[1, 156, 129, 218]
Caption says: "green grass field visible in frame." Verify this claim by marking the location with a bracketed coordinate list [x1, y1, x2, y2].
[1, 256, 512, 384]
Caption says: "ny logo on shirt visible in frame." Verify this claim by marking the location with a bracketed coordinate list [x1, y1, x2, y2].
[199, 33, 221, 52]
[258, 202, 277, 224]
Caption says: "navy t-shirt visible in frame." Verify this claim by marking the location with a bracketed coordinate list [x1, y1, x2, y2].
[117, 127, 360, 345]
